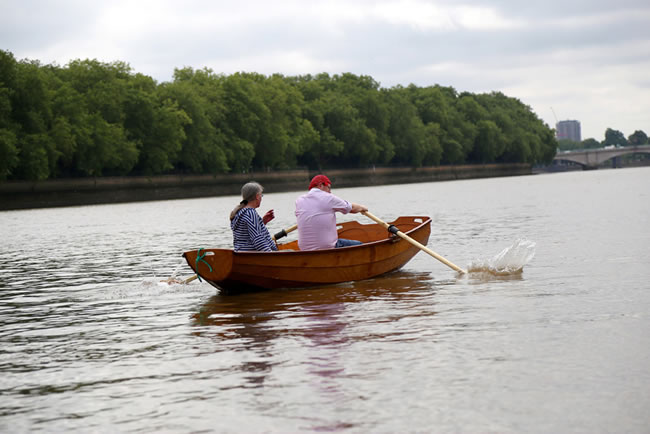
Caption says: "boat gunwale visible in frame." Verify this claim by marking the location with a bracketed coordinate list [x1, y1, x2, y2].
[206, 215, 432, 257]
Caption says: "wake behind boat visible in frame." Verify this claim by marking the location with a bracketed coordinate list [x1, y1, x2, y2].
[183, 216, 431, 294]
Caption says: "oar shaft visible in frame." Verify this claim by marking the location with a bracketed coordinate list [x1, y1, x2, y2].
[362, 211, 467, 274]
[395, 231, 466, 273]
[183, 275, 198, 284]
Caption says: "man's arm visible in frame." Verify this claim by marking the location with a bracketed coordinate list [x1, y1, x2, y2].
[350, 203, 368, 213]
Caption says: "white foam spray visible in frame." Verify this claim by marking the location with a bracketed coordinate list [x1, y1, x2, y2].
[467, 238, 536, 275]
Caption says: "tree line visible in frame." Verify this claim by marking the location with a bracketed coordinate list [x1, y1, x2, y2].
[0, 49, 559, 181]
[557, 128, 649, 152]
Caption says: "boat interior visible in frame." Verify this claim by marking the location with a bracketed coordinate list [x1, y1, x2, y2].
[276, 216, 429, 251]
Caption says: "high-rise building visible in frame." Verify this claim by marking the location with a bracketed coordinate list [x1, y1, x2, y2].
[556, 120, 581, 142]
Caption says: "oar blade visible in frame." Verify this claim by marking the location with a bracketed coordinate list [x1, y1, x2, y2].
[362, 211, 466, 274]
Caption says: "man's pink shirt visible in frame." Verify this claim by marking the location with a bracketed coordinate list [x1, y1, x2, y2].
[295, 188, 352, 250]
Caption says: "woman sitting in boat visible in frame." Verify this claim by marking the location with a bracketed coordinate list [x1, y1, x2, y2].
[229, 182, 278, 252]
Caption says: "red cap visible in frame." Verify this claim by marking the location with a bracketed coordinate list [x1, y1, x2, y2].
[308, 175, 331, 190]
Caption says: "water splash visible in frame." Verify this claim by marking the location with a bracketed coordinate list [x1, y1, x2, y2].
[158, 260, 189, 285]
[468, 238, 536, 275]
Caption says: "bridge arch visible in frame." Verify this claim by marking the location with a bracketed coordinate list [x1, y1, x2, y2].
[553, 145, 650, 169]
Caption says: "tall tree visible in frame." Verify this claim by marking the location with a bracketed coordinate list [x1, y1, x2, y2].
[385, 86, 441, 167]
[0, 50, 19, 179]
[293, 74, 346, 169]
[164, 68, 229, 174]
[471, 120, 505, 163]
[603, 128, 628, 147]
[581, 138, 601, 149]
[628, 130, 648, 146]
[11, 59, 55, 180]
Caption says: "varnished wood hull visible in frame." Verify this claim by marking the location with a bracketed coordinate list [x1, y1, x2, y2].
[183, 216, 431, 293]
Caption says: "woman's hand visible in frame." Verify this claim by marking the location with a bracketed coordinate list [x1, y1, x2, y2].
[262, 209, 275, 225]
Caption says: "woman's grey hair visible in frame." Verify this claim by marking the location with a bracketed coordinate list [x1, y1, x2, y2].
[229, 182, 264, 220]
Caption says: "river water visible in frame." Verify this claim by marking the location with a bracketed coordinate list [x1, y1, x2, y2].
[1, 167, 649, 433]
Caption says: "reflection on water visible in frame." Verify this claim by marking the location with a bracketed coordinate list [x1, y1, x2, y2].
[189, 270, 437, 428]
[192, 270, 435, 330]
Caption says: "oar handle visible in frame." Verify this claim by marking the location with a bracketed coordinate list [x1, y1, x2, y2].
[272, 223, 298, 241]
[362, 211, 467, 274]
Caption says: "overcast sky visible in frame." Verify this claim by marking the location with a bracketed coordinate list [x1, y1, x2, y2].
[2, 0, 649, 140]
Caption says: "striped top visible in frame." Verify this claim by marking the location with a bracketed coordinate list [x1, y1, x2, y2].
[230, 207, 278, 252]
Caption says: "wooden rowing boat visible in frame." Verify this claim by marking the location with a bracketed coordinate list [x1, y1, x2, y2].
[182, 215, 431, 293]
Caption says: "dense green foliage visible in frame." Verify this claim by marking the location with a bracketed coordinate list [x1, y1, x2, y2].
[1, 50, 561, 181]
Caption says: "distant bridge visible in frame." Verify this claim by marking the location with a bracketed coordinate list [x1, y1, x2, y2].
[553, 145, 650, 169]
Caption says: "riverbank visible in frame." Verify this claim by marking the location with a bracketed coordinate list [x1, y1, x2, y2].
[0, 163, 531, 211]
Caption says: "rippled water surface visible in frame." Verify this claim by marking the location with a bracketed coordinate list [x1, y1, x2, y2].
[1, 168, 649, 433]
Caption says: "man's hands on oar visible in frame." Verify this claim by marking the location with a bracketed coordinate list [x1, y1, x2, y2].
[164, 223, 298, 285]
[362, 211, 467, 274]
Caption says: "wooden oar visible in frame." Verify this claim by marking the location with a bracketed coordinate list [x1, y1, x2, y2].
[167, 223, 299, 284]
[181, 274, 198, 284]
[362, 211, 467, 274]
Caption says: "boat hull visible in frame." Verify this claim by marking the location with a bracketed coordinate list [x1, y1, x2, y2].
[183, 216, 431, 293]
